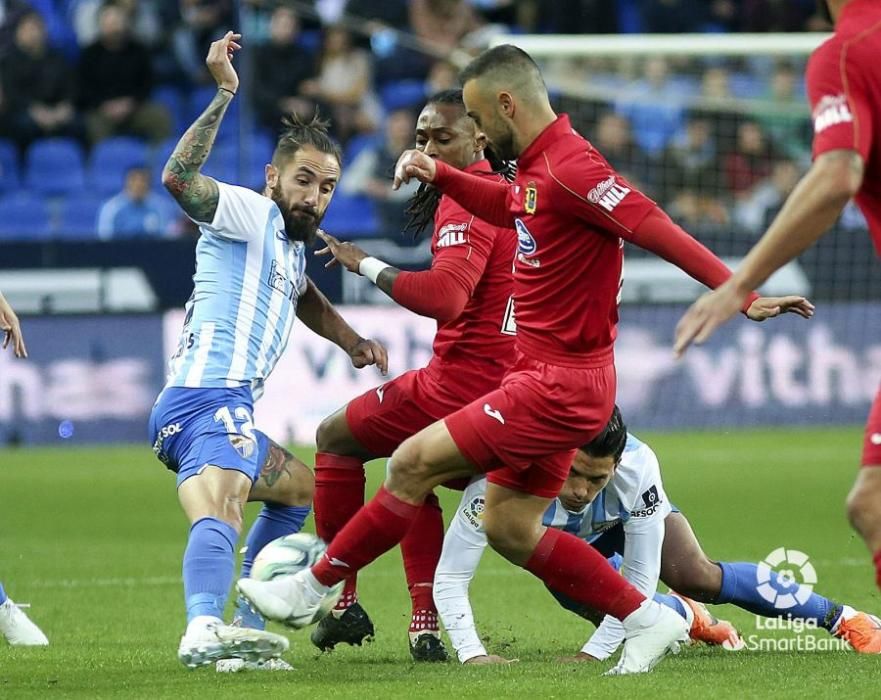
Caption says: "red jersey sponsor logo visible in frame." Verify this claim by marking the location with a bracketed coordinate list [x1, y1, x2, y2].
[437, 222, 468, 248]
[813, 94, 853, 134]
[588, 176, 632, 213]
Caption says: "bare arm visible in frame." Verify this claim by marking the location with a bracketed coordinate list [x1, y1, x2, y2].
[674, 150, 862, 355]
[161, 31, 241, 223]
[296, 277, 389, 374]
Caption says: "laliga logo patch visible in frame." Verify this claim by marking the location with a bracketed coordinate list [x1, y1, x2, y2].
[229, 434, 256, 459]
[515, 218, 537, 256]
[524, 182, 537, 214]
[462, 496, 486, 529]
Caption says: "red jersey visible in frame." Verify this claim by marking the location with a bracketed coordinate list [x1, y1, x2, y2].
[807, 0, 881, 252]
[391, 159, 516, 395]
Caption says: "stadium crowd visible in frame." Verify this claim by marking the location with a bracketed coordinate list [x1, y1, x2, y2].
[0, 0, 838, 242]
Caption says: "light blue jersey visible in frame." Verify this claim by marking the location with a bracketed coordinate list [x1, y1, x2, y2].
[166, 183, 307, 400]
[540, 433, 669, 542]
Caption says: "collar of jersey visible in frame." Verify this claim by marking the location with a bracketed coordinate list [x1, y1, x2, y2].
[517, 114, 572, 169]
[464, 158, 491, 173]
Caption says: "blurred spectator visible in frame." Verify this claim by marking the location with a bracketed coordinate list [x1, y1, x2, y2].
[409, 0, 478, 54]
[734, 159, 801, 232]
[71, 0, 162, 48]
[252, 6, 320, 131]
[78, 3, 171, 145]
[742, 0, 815, 32]
[346, 0, 409, 30]
[537, 0, 618, 34]
[701, 66, 733, 103]
[0, 0, 30, 58]
[590, 112, 651, 190]
[301, 25, 380, 142]
[0, 12, 82, 149]
[640, 0, 707, 33]
[340, 108, 417, 237]
[659, 116, 719, 201]
[97, 165, 171, 239]
[668, 190, 730, 233]
[173, 0, 235, 85]
[723, 120, 776, 197]
[424, 60, 458, 98]
[756, 62, 810, 160]
[615, 56, 687, 155]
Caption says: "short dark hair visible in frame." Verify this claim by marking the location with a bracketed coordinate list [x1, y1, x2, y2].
[459, 44, 546, 94]
[582, 406, 627, 463]
[273, 112, 342, 169]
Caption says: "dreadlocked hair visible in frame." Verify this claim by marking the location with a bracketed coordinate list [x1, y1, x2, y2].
[403, 89, 516, 239]
[273, 111, 342, 169]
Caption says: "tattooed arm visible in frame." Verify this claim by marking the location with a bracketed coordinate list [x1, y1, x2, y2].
[161, 31, 242, 222]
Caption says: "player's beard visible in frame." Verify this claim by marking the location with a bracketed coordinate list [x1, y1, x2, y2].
[272, 183, 321, 245]
[488, 125, 517, 162]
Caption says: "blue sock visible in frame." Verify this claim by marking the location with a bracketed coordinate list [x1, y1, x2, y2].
[234, 504, 311, 629]
[716, 561, 843, 631]
[182, 517, 238, 623]
[654, 592, 688, 620]
[0, 582, 6, 605]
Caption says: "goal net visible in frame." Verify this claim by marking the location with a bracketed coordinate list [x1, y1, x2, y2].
[488, 32, 881, 429]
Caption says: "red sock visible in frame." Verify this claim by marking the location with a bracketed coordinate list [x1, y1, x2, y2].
[312, 485, 423, 587]
[525, 528, 645, 621]
[873, 550, 881, 591]
[401, 492, 444, 615]
[313, 453, 365, 601]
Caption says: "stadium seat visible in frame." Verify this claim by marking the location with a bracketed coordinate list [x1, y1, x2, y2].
[343, 132, 378, 165]
[202, 143, 239, 185]
[0, 139, 20, 192]
[321, 194, 378, 237]
[379, 80, 426, 112]
[0, 192, 52, 241]
[24, 138, 86, 195]
[151, 85, 188, 135]
[56, 194, 104, 240]
[88, 137, 150, 194]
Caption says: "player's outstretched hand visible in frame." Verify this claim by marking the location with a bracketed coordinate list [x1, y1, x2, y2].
[464, 654, 518, 665]
[315, 230, 367, 273]
[347, 337, 389, 376]
[0, 292, 27, 358]
[393, 149, 436, 190]
[673, 280, 746, 358]
[746, 295, 815, 322]
[206, 31, 242, 94]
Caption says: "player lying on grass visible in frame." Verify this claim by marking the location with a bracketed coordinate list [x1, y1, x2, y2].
[238, 45, 811, 676]
[436, 407, 881, 663]
[307, 88, 516, 662]
[149, 32, 386, 670]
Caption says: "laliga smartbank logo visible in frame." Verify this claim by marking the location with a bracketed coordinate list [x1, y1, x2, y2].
[746, 548, 850, 652]
[756, 547, 816, 608]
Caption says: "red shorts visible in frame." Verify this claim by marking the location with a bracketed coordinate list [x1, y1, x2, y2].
[862, 385, 881, 467]
[444, 351, 616, 499]
[346, 368, 463, 457]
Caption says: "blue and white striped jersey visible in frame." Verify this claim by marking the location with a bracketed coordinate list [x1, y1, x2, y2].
[165, 182, 307, 400]
[540, 433, 670, 541]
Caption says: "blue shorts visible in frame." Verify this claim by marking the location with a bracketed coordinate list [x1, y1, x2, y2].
[149, 386, 270, 487]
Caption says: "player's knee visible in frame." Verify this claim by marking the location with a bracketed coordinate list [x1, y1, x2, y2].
[846, 479, 876, 531]
[387, 439, 434, 496]
[217, 492, 247, 532]
[315, 414, 343, 454]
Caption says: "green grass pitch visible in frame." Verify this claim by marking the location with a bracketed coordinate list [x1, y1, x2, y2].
[2, 427, 880, 698]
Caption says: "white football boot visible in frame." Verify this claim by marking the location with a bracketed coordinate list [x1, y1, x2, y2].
[237, 571, 327, 629]
[177, 615, 289, 669]
[216, 657, 294, 672]
[606, 601, 690, 675]
[0, 599, 49, 646]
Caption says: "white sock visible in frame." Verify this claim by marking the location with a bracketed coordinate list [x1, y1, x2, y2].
[622, 599, 664, 632]
[303, 570, 333, 599]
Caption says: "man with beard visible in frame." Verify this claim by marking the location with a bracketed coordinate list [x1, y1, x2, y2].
[150, 32, 387, 670]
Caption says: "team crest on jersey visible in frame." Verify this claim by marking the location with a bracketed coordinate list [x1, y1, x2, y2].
[524, 182, 538, 214]
[462, 496, 485, 529]
[812, 94, 853, 134]
[229, 434, 256, 459]
[267, 260, 295, 301]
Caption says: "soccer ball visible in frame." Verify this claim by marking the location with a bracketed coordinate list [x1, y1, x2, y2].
[249, 533, 344, 626]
